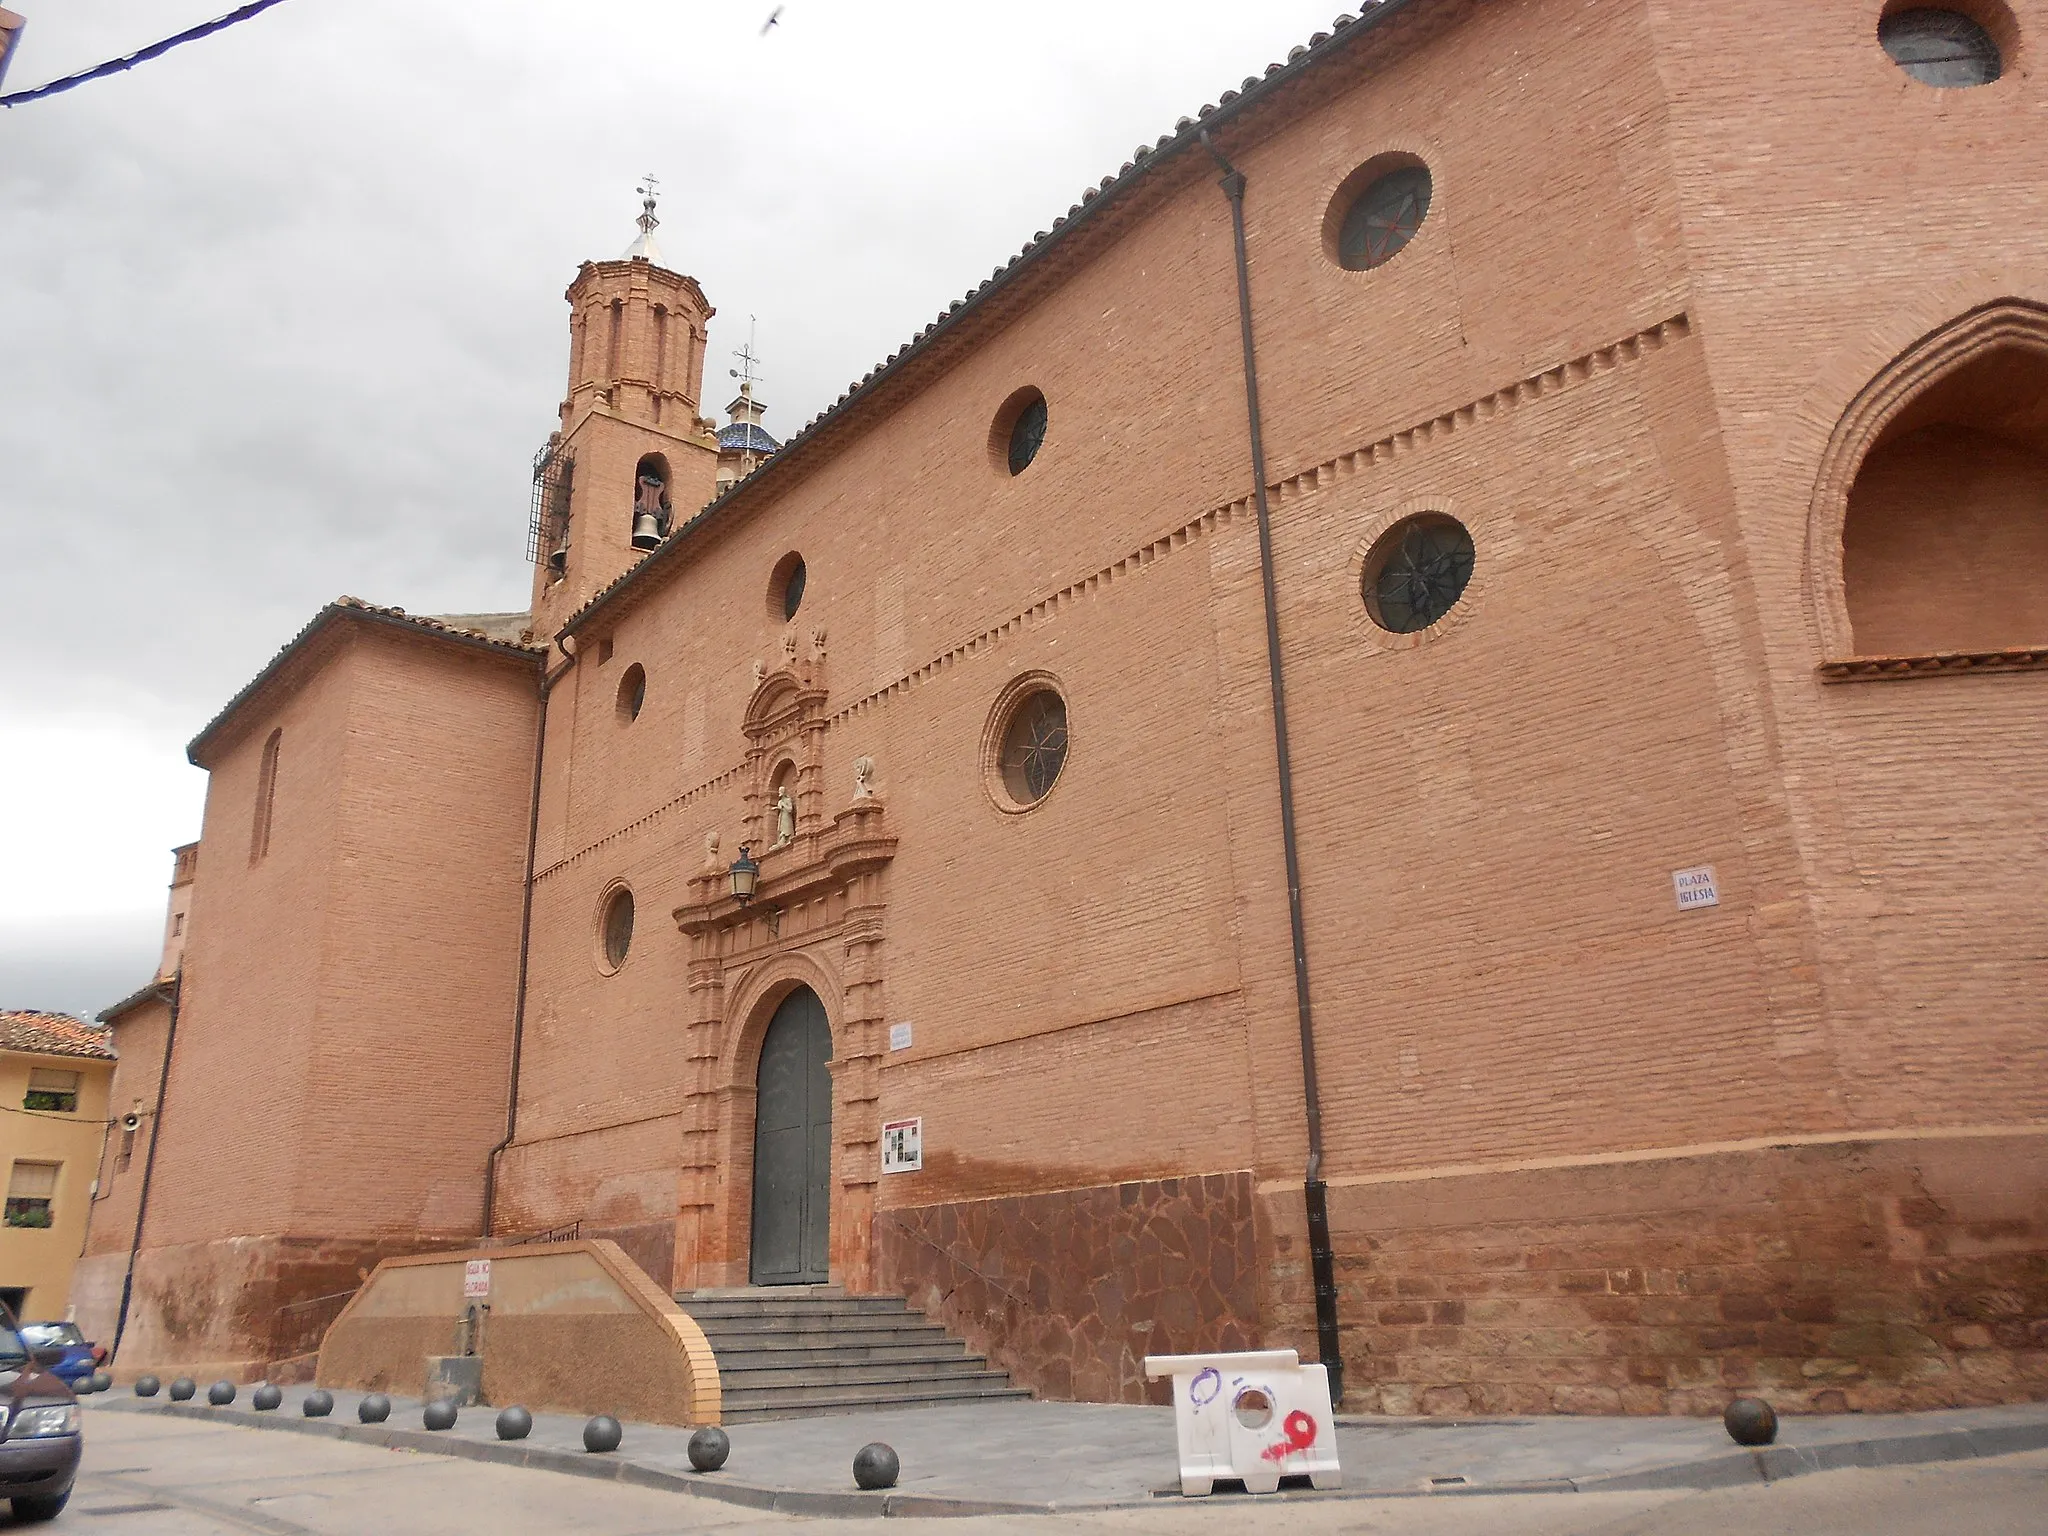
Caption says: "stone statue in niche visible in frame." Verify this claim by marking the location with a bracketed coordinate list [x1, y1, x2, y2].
[853, 756, 875, 800]
[773, 786, 796, 848]
[703, 829, 721, 870]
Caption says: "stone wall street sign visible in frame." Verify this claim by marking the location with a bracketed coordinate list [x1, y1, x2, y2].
[882, 1117, 922, 1174]
[463, 1258, 492, 1299]
[889, 1021, 913, 1051]
[1672, 865, 1719, 911]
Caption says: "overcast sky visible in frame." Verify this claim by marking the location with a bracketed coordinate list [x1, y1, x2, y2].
[0, 0, 1347, 1017]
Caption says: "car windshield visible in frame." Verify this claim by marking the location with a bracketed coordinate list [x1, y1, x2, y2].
[19, 1324, 83, 1348]
[0, 1327, 25, 1368]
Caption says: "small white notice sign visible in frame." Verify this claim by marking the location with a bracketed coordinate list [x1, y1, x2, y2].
[889, 1022, 913, 1052]
[882, 1117, 923, 1174]
[1672, 866, 1719, 911]
[462, 1258, 492, 1299]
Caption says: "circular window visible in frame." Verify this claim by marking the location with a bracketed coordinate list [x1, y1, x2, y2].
[993, 686, 1069, 807]
[1880, 9, 2002, 86]
[616, 663, 646, 722]
[768, 552, 806, 622]
[600, 886, 635, 971]
[1362, 514, 1476, 634]
[991, 388, 1049, 477]
[1334, 163, 1433, 272]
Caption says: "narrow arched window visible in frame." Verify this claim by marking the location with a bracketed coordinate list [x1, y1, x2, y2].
[250, 728, 281, 864]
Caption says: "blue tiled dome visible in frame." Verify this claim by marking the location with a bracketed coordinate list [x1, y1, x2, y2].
[718, 422, 780, 455]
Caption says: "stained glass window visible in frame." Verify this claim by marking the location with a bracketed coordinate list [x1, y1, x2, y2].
[1338, 165, 1434, 272]
[1880, 9, 2001, 87]
[999, 690, 1068, 804]
[1363, 515, 1475, 634]
[1008, 394, 1048, 476]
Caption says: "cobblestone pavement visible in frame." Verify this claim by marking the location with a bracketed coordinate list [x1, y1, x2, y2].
[43, 1406, 2048, 1534]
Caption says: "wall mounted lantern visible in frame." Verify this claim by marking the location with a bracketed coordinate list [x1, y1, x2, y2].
[728, 844, 760, 905]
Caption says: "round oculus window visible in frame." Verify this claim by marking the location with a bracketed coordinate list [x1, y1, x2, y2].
[997, 688, 1069, 805]
[601, 887, 635, 970]
[1362, 514, 1475, 634]
[617, 663, 646, 722]
[782, 558, 807, 620]
[1879, 9, 2002, 86]
[1337, 164, 1433, 272]
[1005, 392, 1048, 476]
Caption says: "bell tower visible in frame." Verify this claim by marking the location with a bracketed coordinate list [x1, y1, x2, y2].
[531, 181, 721, 621]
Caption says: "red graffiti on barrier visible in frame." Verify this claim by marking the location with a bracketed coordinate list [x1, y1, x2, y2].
[1261, 1409, 1318, 1462]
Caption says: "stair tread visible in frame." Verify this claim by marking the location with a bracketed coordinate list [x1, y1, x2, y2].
[676, 1289, 1025, 1420]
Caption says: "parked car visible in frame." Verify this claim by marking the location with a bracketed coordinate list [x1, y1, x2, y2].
[0, 1316, 79, 1522]
[17, 1324, 95, 1389]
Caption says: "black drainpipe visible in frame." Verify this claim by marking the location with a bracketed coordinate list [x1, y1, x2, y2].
[110, 973, 181, 1364]
[1201, 129, 1343, 1403]
[481, 638, 576, 1237]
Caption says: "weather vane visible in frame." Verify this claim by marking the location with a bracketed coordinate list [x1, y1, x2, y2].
[729, 318, 763, 393]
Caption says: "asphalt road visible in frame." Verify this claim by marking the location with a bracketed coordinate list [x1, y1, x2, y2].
[30, 1410, 2048, 1534]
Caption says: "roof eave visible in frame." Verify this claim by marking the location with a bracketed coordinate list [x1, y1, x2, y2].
[557, 0, 1430, 640]
[187, 603, 546, 767]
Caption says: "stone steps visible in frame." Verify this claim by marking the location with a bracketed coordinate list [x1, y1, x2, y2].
[677, 1288, 1029, 1423]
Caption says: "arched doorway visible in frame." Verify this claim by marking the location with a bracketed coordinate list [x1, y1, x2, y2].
[750, 986, 832, 1284]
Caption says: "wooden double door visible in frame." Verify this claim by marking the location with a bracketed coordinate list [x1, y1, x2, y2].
[749, 986, 832, 1284]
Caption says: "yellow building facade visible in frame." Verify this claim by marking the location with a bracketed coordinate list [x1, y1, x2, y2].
[0, 1013, 115, 1323]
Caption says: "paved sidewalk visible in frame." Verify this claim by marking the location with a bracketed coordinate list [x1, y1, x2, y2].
[90, 1386, 2048, 1517]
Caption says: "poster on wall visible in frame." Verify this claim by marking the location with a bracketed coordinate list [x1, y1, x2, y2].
[882, 1117, 923, 1174]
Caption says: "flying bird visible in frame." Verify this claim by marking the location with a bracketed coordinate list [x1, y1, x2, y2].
[761, 6, 784, 34]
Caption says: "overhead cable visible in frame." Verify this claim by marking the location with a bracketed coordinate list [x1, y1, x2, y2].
[0, 0, 295, 108]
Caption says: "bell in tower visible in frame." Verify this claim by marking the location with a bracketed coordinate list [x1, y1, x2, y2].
[528, 180, 721, 619]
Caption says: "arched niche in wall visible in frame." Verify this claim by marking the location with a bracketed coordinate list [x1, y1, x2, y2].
[1809, 299, 2048, 664]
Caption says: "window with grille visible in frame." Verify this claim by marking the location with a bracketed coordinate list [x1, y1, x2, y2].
[23, 1069, 79, 1114]
[1879, 9, 2002, 87]
[5, 1162, 58, 1228]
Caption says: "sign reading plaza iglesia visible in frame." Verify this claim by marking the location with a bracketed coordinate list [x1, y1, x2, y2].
[463, 1258, 492, 1299]
[1672, 865, 1720, 911]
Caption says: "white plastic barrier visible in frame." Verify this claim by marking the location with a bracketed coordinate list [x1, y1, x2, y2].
[1143, 1348, 1342, 1496]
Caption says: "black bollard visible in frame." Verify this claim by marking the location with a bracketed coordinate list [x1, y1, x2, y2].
[495, 1405, 533, 1441]
[358, 1393, 391, 1424]
[687, 1425, 730, 1472]
[90, 1370, 113, 1394]
[168, 1378, 196, 1402]
[1724, 1397, 1778, 1446]
[583, 1415, 622, 1453]
[134, 1375, 162, 1398]
[853, 1442, 899, 1491]
[423, 1399, 458, 1431]
[252, 1383, 282, 1411]
[303, 1389, 334, 1418]
[207, 1381, 236, 1406]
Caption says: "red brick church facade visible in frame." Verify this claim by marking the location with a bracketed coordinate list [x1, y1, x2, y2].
[81, 0, 2048, 1415]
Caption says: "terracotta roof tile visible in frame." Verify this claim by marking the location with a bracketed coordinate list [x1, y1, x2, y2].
[187, 598, 546, 765]
[0, 1011, 118, 1062]
[559, 1, 1418, 635]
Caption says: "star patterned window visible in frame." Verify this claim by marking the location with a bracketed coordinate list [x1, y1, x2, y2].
[1338, 165, 1433, 272]
[1362, 514, 1475, 634]
[1879, 9, 2002, 87]
[998, 689, 1069, 805]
